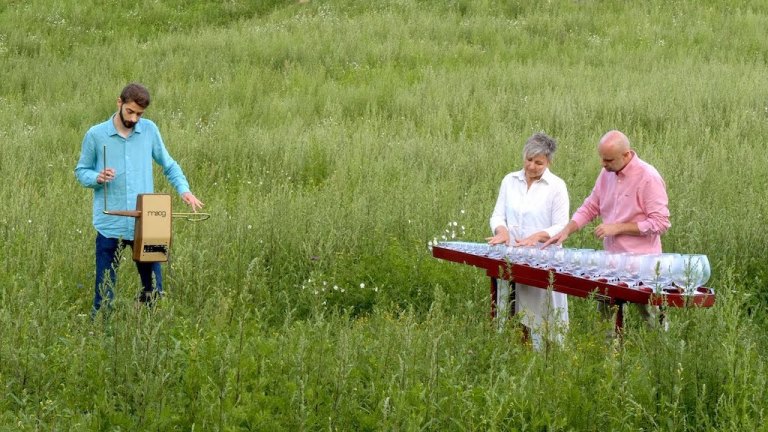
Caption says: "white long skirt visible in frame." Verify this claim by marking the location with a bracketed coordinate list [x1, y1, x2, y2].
[498, 280, 569, 345]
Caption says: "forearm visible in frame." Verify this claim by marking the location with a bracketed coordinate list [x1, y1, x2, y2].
[75, 168, 100, 188]
[637, 215, 670, 235]
[528, 230, 551, 243]
[162, 162, 191, 195]
[611, 222, 642, 236]
[487, 225, 510, 245]
[562, 220, 580, 236]
[75, 134, 101, 188]
[155, 141, 191, 195]
[636, 176, 671, 235]
[493, 225, 509, 236]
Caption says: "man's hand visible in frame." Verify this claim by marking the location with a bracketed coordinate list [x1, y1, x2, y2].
[542, 221, 578, 248]
[96, 168, 115, 184]
[182, 192, 204, 212]
[541, 230, 568, 249]
[594, 222, 639, 239]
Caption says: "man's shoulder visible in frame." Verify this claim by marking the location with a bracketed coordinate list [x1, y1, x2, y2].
[85, 117, 113, 136]
[137, 118, 160, 133]
[634, 157, 665, 181]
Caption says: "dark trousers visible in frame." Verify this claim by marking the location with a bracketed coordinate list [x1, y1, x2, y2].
[92, 232, 162, 316]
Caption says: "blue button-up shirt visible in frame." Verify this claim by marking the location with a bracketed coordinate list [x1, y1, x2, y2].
[75, 115, 191, 240]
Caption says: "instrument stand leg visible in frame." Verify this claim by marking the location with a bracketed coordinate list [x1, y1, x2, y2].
[493, 280, 517, 330]
[508, 282, 525, 344]
[614, 301, 625, 341]
[658, 305, 668, 331]
[520, 325, 531, 346]
[490, 277, 497, 320]
[509, 282, 516, 320]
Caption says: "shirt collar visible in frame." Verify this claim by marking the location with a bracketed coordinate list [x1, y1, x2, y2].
[512, 167, 553, 184]
[107, 113, 144, 136]
[540, 168, 555, 184]
[616, 151, 638, 176]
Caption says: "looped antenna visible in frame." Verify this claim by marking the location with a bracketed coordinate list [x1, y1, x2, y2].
[172, 212, 211, 222]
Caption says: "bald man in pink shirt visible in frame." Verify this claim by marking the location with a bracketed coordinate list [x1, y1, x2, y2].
[543, 130, 671, 329]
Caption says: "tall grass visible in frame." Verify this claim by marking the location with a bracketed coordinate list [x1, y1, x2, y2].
[1, 0, 768, 429]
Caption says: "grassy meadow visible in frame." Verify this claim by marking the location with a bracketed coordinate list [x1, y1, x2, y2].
[2, 0, 768, 429]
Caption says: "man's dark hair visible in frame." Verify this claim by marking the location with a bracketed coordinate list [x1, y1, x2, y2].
[119, 83, 151, 108]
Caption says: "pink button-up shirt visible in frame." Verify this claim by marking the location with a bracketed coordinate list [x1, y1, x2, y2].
[572, 152, 670, 254]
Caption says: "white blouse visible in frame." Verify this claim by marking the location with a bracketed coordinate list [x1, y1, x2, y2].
[490, 168, 571, 340]
[489, 168, 569, 241]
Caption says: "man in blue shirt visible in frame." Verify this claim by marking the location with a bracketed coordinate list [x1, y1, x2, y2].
[75, 83, 203, 317]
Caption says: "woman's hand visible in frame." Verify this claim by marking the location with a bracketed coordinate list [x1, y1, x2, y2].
[514, 235, 540, 247]
[514, 231, 548, 247]
[486, 226, 510, 245]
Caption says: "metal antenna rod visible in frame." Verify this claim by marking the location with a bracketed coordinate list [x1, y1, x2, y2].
[103, 144, 108, 211]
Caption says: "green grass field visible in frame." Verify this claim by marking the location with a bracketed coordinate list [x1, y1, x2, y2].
[2, 0, 768, 429]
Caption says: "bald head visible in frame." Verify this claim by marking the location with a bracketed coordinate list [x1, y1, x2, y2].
[598, 130, 633, 172]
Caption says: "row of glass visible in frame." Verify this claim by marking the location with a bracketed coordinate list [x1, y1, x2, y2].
[438, 241, 711, 295]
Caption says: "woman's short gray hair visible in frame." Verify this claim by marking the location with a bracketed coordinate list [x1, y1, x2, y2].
[523, 132, 557, 161]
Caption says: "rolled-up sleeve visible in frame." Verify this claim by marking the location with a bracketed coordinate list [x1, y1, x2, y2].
[636, 176, 670, 235]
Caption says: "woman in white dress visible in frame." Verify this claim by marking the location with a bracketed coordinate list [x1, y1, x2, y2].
[487, 132, 570, 348]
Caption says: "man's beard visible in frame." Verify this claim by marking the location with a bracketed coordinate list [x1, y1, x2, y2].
[119, 108, 136, 129]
